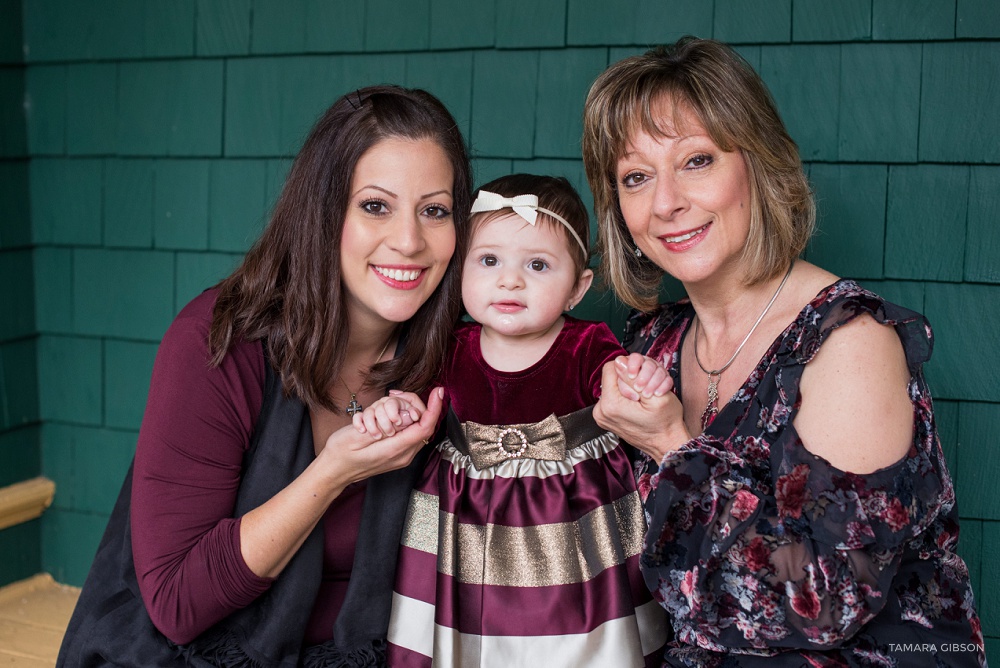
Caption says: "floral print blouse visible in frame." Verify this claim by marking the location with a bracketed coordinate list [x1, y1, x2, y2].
[626, 280, 986, 667]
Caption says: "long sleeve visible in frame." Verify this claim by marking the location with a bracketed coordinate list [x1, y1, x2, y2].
[581, 320, 628, 401]
[131, 290, 272, 645]
[641, 420, 949, 652]
[631, 281, 984, 666]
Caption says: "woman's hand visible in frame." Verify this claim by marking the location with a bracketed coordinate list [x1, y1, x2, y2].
[240, 387, 442, 579]
[317, 387, 444, 487]
[611, 352, 673, 400]
[593, 354, 691, 462]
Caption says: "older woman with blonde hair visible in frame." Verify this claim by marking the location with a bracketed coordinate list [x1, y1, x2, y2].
[584, 37, 984, 667]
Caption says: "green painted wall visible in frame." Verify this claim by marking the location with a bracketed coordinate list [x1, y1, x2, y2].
[0, 0, 42, 586]
[1, 0, 997, 657]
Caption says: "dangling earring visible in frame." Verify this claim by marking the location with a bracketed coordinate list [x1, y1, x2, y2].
[634, 247, 642, 258]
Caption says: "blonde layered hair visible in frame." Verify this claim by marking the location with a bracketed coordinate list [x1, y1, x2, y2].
[582, 37, 815, 312]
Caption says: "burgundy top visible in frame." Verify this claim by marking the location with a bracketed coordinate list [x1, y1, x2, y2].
[440, 317, 624, 423]
[131, 289, 365, 646]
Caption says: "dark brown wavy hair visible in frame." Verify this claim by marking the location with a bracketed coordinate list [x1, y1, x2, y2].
[209, 85, 473, 411]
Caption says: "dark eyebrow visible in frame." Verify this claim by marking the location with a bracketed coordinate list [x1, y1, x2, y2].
[351, 184, 399, 198]
[351, 186, 452, 200]
[352, 185, 397, 198]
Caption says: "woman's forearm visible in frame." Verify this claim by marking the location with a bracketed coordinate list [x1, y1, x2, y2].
[238, 454, 348, 578]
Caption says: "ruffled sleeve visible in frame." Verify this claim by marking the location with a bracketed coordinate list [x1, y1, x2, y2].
[638, 282, 959, 653]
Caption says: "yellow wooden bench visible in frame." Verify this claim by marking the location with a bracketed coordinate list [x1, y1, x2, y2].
[0, 478, 79, 666]
[0, 573, 79, 667]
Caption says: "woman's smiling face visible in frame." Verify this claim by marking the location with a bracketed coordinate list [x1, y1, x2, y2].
[339, 136, 456, 329]
[616, 99, 752, 288]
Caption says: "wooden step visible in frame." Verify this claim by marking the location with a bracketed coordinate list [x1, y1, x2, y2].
[0, 574, 80, 666]
[0, 478, 56, 532]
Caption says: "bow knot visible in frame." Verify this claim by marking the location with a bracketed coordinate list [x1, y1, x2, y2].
[470, 191, 542, 225]
[461, 414, 567, 470]
[468, 190, 589, 257]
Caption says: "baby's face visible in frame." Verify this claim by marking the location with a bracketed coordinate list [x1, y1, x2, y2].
[462, 213, 583, 341]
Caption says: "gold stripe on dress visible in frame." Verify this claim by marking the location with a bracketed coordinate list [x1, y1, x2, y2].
[400, 490, 440, 555]
[409, 493, 647, 587]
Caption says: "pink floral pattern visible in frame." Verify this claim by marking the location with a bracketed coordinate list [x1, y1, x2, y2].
[626, 280, 986, 667]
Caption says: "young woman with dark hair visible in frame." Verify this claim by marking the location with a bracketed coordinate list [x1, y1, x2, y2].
[58, 85, 473, 667]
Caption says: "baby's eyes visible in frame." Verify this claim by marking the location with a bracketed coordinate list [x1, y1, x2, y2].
[476, 256, 547, 271]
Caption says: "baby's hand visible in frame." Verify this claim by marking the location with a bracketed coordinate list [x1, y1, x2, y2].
[613, 353, 673, 401]
[352, 391, 423, 439]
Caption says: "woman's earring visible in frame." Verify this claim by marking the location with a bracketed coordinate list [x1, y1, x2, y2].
[634, 247, 642, 258]
[567, 303, 575, 311]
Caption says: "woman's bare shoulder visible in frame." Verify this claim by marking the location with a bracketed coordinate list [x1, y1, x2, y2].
[794, 311, 913, 474]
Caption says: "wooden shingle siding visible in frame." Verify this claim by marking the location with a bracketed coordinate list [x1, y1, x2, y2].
[0, 0, 995, 661]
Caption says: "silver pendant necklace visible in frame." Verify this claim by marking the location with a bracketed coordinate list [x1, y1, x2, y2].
[693, 263, 793, 429]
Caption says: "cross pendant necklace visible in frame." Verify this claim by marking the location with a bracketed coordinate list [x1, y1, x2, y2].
[339, 334, 394, 417]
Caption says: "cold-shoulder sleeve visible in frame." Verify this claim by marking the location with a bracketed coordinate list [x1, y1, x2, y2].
[131, 291, 272, 645]
[642, 429, 950, 651]
[637, 284, 981, 661]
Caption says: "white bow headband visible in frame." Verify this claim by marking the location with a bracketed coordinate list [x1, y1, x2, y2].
[470, 190, 588, 257]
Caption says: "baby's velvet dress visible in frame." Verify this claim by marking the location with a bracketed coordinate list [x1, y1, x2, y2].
[387, 317, 668, 667]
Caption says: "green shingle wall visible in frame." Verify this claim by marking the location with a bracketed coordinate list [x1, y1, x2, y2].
[807, 164, 886, 279]
[873, 0, 957, 40]
[715, 0, 792, 43]
[0, 0, 39, 583]
[793, 0, 871, 41]
[838, 43, 920, 162]
[0, 521, 40, 585]
[0, 0, 996, 656]
[958, 0, 1000, 38]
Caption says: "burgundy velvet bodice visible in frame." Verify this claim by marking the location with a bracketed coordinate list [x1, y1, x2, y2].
[439, 317, 624, 424]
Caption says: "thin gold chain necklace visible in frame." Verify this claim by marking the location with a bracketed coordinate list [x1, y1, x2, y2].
[693, 263, 793, 429]
[339, 335, 393, 416]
